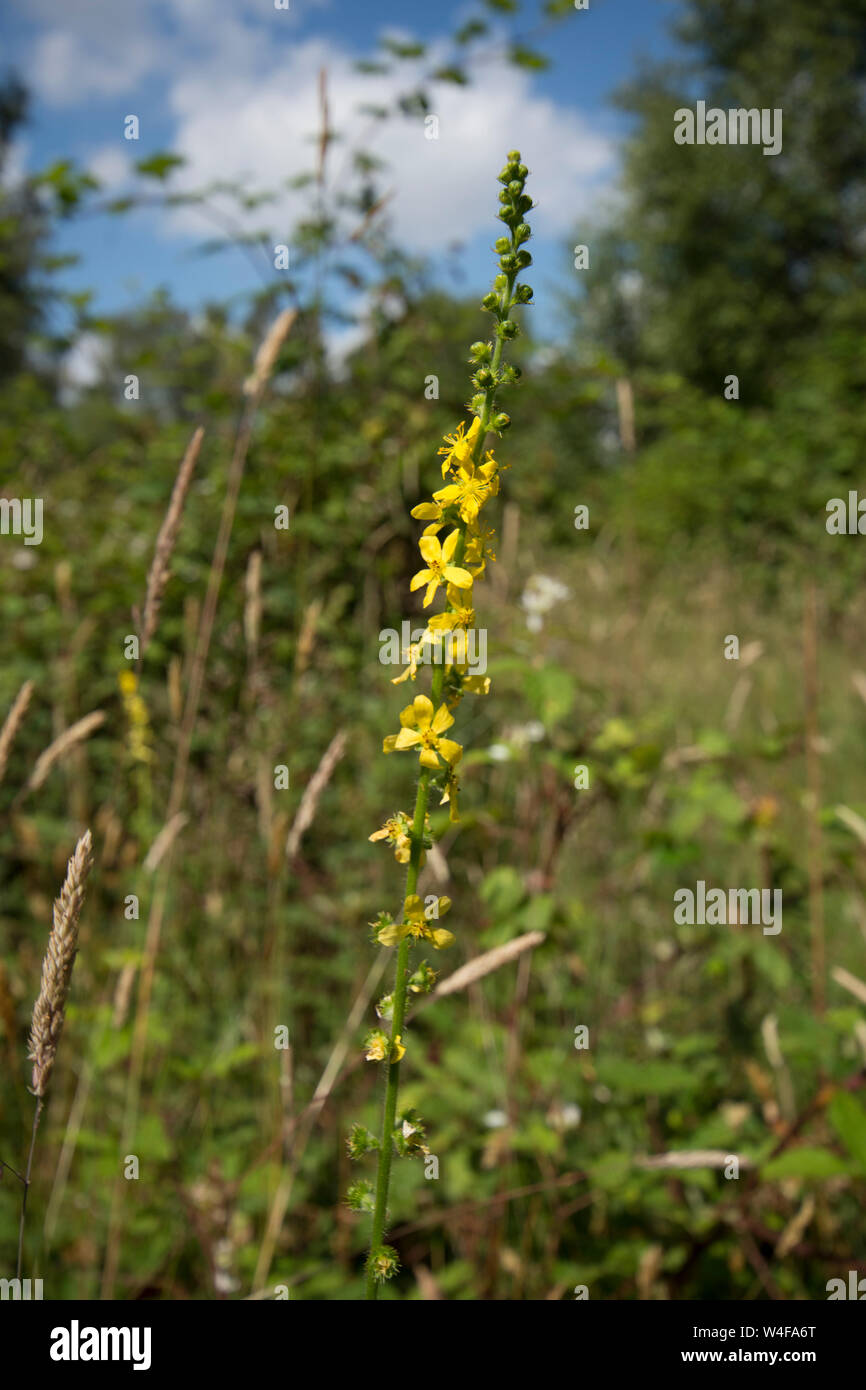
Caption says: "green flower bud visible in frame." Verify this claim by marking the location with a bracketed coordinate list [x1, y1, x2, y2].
[346, 1180, 375, 1213]
[366, 1245, 401, 1283]
[493, 273, 508, 290]
[507, 180, 523, 198]
[507, 149, 521, 163]
[376, 992, 394, 1021]
[514, 223, 532, 245]
[480, 291, 499, 311]
[469, 340, 492, 361]
[498, 165, 514, 184]
[498, 319, 519, 339]
[518, 194, 534, 215]
[498, 253, 518, 273]
[515, 283, 534, 303]
[517, 163, 528, 179]
[494, 235, 510, 254]
[473, 367, 494, 388]
[500, 363, 522, 383]
[492, 412, 511, 431]
[408, 961, 438, 994]
[516, 249, 533, 269]
[346, 1123, 380, 1160]
[470, 392, 487, 414]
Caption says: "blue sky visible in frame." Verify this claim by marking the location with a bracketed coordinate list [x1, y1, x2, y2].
[3, 0, 680, 350]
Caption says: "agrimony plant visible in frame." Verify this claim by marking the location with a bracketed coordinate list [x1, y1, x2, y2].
[349, 151, 534, 1298]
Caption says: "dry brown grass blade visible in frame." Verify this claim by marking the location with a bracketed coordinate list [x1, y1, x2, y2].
[140, 425, 204, 655]
[23, 711, 105, 797]
[832, 965, 866, 1007]
[143, 812, 189, 873]
[285, 730, 347, 860]
[242, 308, 297, 398]
[635, 1150, 754, 1171]
[0, 679, 34, 785]
[430, 930, 546, 1000]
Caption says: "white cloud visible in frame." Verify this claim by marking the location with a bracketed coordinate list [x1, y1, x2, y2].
[164, 40, 612, 255]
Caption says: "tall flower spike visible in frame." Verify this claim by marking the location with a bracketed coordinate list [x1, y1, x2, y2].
[357, 152, 532, 1299]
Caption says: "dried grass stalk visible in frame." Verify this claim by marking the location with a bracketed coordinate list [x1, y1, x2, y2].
[28, 829, 94, 1097]
[431, 931, 546, 1000]
[0, 679, 34, 785]
[25, 711, 105, 795]
[140, 425, 204, 654]
[242, 308, 297, 399]
[285, 730, 347, 860]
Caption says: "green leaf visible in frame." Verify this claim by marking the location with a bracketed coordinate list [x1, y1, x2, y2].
[762, 1146, 851, 1180]
[508, 44, 549, 71]
[828, 1092, 866, 1171]
[432, 67, 469, 86]
[135, 152, 185, 180]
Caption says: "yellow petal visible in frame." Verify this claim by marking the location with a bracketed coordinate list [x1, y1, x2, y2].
[431, 929, 455, 950]
[431, 704, 455, 735]
[443, 565, 473, 588]
[436, 738, 463, 766]
[393, 727, 422, 750]
[441, 529, 460, 562]
[377, 922, 407, 947]
[418, 535, 441, 564]
[412, 694, 434, 725]
[418, 747, 440, 769]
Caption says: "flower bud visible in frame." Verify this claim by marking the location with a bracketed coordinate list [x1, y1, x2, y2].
[470, 392, 486, 414]
[498, 253, 518, 273]
[472, 367, 494, 389]
[516, 249, 533, 269]
[515, 283, 534, 303]
[493, 273, 508, 290]
[507, 180, 523, 198]
[469, 340, 492, 361]
[481, 291, 499, 311]
[498, 319, 519, 339]
[492, 412, 511, 431]
[517, 163, 528, 180]
[507, 148, 521, 163]
[494, 235, 510, 254]
[514, 222, 532, 245]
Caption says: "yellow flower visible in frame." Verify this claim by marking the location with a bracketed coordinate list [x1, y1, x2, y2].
[433, 453, 499, 525]
[383, 694, 463, 770]
[463, 526, 497, 579]
[410, 529, 473, 608]
[364, 1030, 388, 1062]
[391, 1034, 406, 1063]
[437, 417, 482, 478]
[117, 669, 154, 765]
[391, 628, 435, 686]
[377, 894, 455, 950]
[369, 814, 415, 864]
